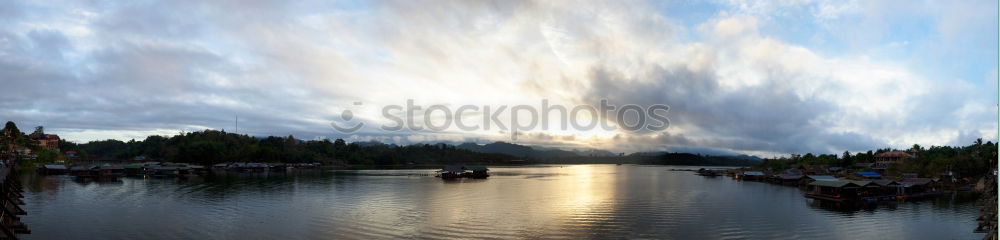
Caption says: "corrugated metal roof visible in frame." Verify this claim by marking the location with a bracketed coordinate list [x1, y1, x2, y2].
[899, 178, 934, 187]
[777, 174, 804, 180]
[808, 180, 860, 188]
[872, 180, 900, 187]
[442, 165, 464, 172]
[855, 171, 882, 178]
[463, 166, 488, 171]
[806, 175, 839, 181]
[42, 165, 67, 169]
[846, 180, 879, 187]
[743, 171, 765, 176]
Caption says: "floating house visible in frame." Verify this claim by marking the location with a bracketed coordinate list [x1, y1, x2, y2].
[212, 163, 230, 170]
[69, 166, 94, 178]
[738, 171, 765, 181]
[845, 180, 885, 203]
[98, 165, 125, 179]
[801, 175, 838, 185]
[437, 165, 465, 179]
[463, 166, 490, 179]
[37, 165, 67, 175]
[122, 165, 145, 176]
[805, 175, 838, 181]
[897, 178, 942, 199]
[436, 165, 490, 179]
[805, 180, 862, 202]
[872, 180, 904, 199]
[228, 162, 270, 172]
[696, 168, 721, 177]
[775, 174, 804, 185]
[149, 166, 180, 177]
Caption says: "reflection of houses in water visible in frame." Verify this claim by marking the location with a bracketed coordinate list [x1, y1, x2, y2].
[37, 165, 68, 175]
[805, 177, 945, 208]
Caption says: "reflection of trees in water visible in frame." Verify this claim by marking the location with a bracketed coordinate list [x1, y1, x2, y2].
[169, 170, 336, 201]
[20, 171, 62, 193]
[806, 192, 979, 214]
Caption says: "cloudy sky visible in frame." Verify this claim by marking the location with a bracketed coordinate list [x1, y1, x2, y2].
[1, 0, 996, 156]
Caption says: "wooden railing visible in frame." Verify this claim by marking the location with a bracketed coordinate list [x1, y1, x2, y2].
[0, 162, 28, 240]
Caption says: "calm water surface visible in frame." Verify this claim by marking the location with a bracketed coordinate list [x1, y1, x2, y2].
[19, 165, 982, 239]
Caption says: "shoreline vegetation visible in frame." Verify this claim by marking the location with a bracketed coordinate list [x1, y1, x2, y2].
[753, 139, 997, 181]
[2, 122, 759, 169]
[2, 121, 994, 180]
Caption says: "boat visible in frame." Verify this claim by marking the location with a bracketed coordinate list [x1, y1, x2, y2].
[37, 165, 68, 175]
[436, 165, 490, 179]
[696, 168, 721, 177]
[437, 165, 465, 179]
[463, 166, 490, 179]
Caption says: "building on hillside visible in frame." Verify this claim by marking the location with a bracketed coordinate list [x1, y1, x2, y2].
[30, 134, 60, 151]
[873, 151, 911, 170]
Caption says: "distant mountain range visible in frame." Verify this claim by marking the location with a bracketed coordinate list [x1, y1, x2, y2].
[455, 141, 618, 159]
[629, 151, 762, 162]
[347, 139, 760, 166]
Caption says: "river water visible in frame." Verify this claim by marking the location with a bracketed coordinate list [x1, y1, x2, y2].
[18, 164, 983, 239]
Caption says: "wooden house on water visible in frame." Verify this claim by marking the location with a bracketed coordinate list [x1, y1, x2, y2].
[897, 178, 943, 200]
[800, 175, 838, 186]
[805, 180, 862, 202]
[97, 165, 125, 179]
[463, 166, 489, 179]
[437, 165, 465, 179]
[738, 171, 765, 181]
[436, 165, 490, 179]
[774, 174, 804, 185]
[696, 168, 722, 177]
[844, 180, 885, 203]
[149, 166, 180, 178]
[871, 180, 903, 200]
[37, 165, 68, 175]
[122, 165, 145, 176]
[69, 166, 95, 179]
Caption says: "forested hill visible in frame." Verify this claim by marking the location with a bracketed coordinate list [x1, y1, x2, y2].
[58, 130, 516, 166]
[0, 123, 764, 167]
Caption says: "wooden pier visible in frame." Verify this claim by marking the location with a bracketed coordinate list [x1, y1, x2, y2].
[0, 163, 28, 239]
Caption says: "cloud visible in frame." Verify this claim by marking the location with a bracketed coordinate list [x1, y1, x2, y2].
[0, 0, 994, 156]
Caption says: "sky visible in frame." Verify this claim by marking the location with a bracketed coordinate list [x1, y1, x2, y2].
[0, 0, 996, 157]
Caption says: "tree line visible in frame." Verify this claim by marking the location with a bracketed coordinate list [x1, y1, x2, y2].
[756, 139, 998, 179]
[3, 121, 516, 167]
[61, 130, 518, 167]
